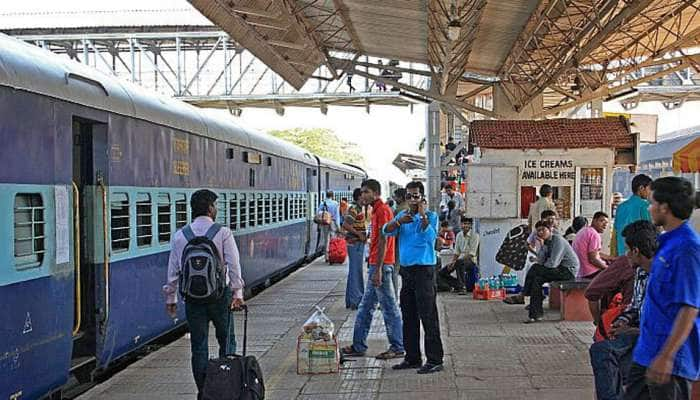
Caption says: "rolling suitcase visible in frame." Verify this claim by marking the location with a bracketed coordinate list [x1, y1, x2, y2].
[202, 305, 265, 400]
[327, 236, 347, 264]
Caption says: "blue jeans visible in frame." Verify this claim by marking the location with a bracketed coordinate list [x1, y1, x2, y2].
[184, 289, 236, 393]
[352, 264, 404, 353]
[346, 242, 365, 308]
[589, 332, 638, 400]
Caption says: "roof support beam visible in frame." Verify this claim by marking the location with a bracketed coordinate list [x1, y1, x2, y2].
[349, 67, 501, 118]
[427, 0, 488, 95]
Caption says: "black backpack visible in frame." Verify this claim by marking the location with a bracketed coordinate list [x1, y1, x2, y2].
[179, 223, 226, 303]
[202, 306, 265, 400]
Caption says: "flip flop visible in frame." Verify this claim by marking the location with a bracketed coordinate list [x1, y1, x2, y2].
[375, 350, 405, 360]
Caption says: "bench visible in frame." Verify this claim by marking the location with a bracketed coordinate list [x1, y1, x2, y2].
[549, 279, 592, 321]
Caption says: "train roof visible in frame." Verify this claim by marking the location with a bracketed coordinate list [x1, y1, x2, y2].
[0, 33, 316, 166]
[317, 156, 366, 176]
[640, 131, 700, 163]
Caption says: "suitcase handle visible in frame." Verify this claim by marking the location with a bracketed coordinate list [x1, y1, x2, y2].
[226, 304, 248, 357]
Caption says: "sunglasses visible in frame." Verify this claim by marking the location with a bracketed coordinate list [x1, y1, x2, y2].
[405, 193, 423, 200]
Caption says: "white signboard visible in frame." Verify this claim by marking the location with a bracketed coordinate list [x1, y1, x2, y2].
[54, 186, 70, 264]
[465, 165, 518, 219]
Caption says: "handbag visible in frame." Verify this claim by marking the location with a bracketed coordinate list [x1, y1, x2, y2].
[495, 224, 531, 271]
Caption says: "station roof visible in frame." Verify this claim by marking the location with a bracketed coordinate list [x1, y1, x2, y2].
[188, 0, 700, 116]
[470, 117, 634, 150]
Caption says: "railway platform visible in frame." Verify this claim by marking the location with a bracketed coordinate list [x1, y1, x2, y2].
[79, 258, 596, 400]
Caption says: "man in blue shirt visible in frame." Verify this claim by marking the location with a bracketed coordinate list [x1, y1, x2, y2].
[316, 191, 341, 262]
[614, 174, 652, 256]
[383, 181, 444, 374]
[625, 177, 700, 400]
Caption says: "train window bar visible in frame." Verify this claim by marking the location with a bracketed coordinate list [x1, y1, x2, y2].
[136, 193, 153, 247]
[257, 194, 264, 226]
[157, 193, 171, 244]
[229, 194, 238, 231]
[13, 193, 45, 269]
[174, 193, 188, 229]
[248, 195, 257, 228]
[110, 192, 130, 252]
[239, 194, 248, 229]
[217, 193, 228, 226]
[264, 193, 271, 225]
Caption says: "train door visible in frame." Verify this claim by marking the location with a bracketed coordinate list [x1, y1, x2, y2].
[305, 167, 314, 255]
[71, 117, 108, 377]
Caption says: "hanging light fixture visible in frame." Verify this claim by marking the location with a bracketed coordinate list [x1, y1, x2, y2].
[447, 3, 461, 41]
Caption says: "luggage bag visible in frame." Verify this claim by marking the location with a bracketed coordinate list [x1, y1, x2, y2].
[327, 236, 347, 264]
[202, 305, 265, 400]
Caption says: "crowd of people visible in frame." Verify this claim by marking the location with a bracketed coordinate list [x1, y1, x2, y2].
[159, 170, 699, 399]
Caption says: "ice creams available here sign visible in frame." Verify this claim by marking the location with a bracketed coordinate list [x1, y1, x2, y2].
[521, 159, 576, 181]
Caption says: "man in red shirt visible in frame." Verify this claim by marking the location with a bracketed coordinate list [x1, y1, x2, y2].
[341, 179, 404, 360]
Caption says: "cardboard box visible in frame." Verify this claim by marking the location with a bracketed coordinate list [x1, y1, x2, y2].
[297, 336, 339, 375]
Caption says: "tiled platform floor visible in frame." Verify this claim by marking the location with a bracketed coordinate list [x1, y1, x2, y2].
[80, 259, 596, 400]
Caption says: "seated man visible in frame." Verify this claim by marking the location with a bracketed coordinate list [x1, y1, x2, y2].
[588, 221, 655, 400]
[522, 220, 579, 323]
[443, 217, 480, 294]
[574, 211, 613, 279]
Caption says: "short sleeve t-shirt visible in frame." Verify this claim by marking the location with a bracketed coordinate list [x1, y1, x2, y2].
[368, 199, 395, 266]
[573, 226, 602, 278]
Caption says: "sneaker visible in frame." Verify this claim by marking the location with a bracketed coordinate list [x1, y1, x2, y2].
[523, 316, 543, 324]
[417, 363, 444, 374]
[392, 360, 422, 370]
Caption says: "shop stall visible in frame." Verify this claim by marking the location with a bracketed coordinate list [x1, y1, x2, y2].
[465, 117, 639, 278]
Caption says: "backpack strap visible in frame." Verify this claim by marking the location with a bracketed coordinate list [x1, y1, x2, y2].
[204, 223, 222, 241]
[182, 225, 195, 242]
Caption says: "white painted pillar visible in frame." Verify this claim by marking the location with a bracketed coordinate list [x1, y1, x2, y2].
[427, 101, 442, 212]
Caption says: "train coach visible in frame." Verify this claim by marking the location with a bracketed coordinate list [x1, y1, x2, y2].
[0, 34, 365, 399]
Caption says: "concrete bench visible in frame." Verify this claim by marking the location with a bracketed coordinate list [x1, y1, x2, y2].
[549, 279, 592, 321]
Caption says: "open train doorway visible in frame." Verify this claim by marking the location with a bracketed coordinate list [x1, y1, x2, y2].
[71, 117, 108, 380]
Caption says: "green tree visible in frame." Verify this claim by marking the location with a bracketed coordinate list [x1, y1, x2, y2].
[268, 127, 364, 165]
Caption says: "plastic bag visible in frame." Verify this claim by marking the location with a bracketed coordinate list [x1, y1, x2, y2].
[301, 306, 334, 341]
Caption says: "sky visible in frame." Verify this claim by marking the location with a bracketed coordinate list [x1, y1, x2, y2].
[4, 0, 700, 185]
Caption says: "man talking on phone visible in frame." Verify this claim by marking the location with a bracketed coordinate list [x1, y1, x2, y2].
[383, 181, 444, 374]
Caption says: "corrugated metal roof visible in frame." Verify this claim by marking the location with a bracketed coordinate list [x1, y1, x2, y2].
[0, 8, 212, 30]
[640, 131, 700, 163]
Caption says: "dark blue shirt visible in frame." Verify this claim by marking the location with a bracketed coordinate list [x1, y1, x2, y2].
[633, 222, 700, 380]
[382, 210, 438, 267]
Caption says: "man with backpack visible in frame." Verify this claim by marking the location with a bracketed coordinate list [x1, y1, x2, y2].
[316, 191, 341, 262]
[163, 189, 245, 400]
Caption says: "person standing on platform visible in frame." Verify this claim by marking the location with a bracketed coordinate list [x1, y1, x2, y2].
[316, 191, 341, 263]
[341, 179, 404, 360]
[342, 188, 367, 310]
[528, 184, 556, 229]
[383, 181, 445, 374]
[625, 177, 700, 400]
[613, 174, 652, 257]
[391, 188, 408, 299]
[574, 211, 612, 279]
[163, 190, 245, 400]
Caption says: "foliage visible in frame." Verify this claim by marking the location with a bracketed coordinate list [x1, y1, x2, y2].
[268, 127, 365, 165]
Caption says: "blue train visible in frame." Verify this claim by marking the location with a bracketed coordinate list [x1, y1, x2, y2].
[0, 34, 366, 399]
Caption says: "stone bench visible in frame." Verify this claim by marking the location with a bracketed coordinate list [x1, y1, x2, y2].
[549, 279, 592, 321]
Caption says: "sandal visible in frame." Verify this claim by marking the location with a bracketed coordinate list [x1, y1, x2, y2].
[503, 295, 525, 305]
[375, 350, 405, 360]
[340, 346, 365, 357]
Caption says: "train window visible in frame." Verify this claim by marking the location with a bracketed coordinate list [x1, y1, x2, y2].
[277, 194, 284, 222]
[239, 194, 247, 229]
[249, 168, 255, 187]
[248, 195, 257, 227]
[264, 194, 271, 225]
[229, 194, 238, 231]
[175, 193, 188, 229]
[157, 193, 171, 244]
[110, 192, 130, 252]
[136, 193, 153, 247]
[226, 148, 234, 159]
[301, 196, 308, 218]
[216, 193, 227, 226]
[257, 194, 264, 225]
[270, 194, 277, 223]
[13, 193, 45, 269]
[266, 156, 272, 167]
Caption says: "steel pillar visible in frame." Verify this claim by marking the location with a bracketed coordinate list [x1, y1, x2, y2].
[426, 101, 442, 212]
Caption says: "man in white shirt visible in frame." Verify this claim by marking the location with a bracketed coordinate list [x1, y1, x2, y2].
[440, 185, 465, 213]
[317, 191, 341, 261]
[528, 184, 556, 229]
[163, 189, 245, 399]
[445, 217, 480, 294]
